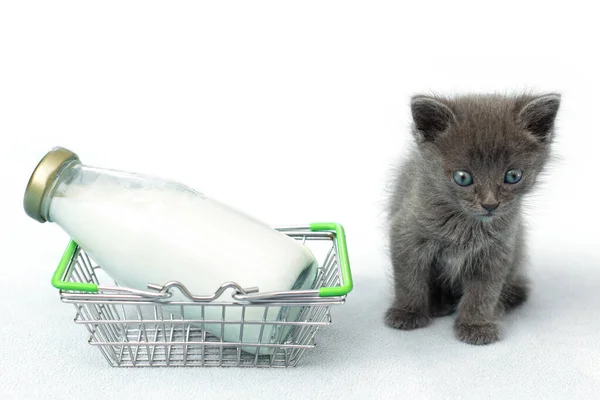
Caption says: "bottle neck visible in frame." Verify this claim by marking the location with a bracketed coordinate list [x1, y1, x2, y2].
[41, 159, 82, 223]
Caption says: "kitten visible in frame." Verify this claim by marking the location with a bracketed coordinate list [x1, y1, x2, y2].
[384, 92, 560, 345]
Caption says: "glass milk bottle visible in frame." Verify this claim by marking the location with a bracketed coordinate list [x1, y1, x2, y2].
[23, 147, 318, 351]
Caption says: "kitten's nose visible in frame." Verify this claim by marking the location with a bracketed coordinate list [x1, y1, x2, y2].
[481, 202, 499, 212]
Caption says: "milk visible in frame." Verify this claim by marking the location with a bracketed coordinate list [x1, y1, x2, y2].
[49, 174, 318, 352]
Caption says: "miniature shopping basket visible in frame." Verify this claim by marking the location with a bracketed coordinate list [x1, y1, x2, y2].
[52, 222, 353, 368]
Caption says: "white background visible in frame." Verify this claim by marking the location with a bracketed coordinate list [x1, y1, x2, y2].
[1, 1, 599, 399]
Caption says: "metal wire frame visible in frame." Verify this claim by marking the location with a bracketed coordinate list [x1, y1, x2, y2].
[58, 227, 346, 367]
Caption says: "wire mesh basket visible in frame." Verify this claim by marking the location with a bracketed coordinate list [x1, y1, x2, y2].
[53, 222, 353, 368]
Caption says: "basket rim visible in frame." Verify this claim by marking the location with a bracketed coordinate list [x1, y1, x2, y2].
[52, 222, 353, 304]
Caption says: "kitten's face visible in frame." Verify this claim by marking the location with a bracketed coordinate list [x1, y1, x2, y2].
[438, 133, 545, 218]
[411, 94, 560, 219]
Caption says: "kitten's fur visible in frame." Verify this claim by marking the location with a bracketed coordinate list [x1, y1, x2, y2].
[385, 92, 560, 345]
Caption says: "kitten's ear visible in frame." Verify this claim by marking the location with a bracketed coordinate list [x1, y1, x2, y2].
[410, 95, 456, 142]
[518, 94, 561, 142]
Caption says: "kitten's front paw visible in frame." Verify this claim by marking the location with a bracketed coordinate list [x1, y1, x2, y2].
[384, 307, 431, 330]
[454, 322, 500, 345]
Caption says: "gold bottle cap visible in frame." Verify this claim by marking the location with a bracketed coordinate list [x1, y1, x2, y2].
[23, 147, 79, 223]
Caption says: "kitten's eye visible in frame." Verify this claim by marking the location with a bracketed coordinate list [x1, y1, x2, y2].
[504, 169, 523, 184]
[452, 171, 473, 186]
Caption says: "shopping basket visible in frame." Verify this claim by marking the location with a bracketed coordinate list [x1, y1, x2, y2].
[52, 222, 353, 368]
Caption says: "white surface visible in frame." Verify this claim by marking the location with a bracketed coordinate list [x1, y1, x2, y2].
[1, 1, 599, 399]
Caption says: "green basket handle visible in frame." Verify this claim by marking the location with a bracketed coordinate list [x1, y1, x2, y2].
[52, 240, 99, 292]
[310, 222, 354, 297]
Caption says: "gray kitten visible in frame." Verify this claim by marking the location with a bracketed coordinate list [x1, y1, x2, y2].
[384, 92, 561, 345]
